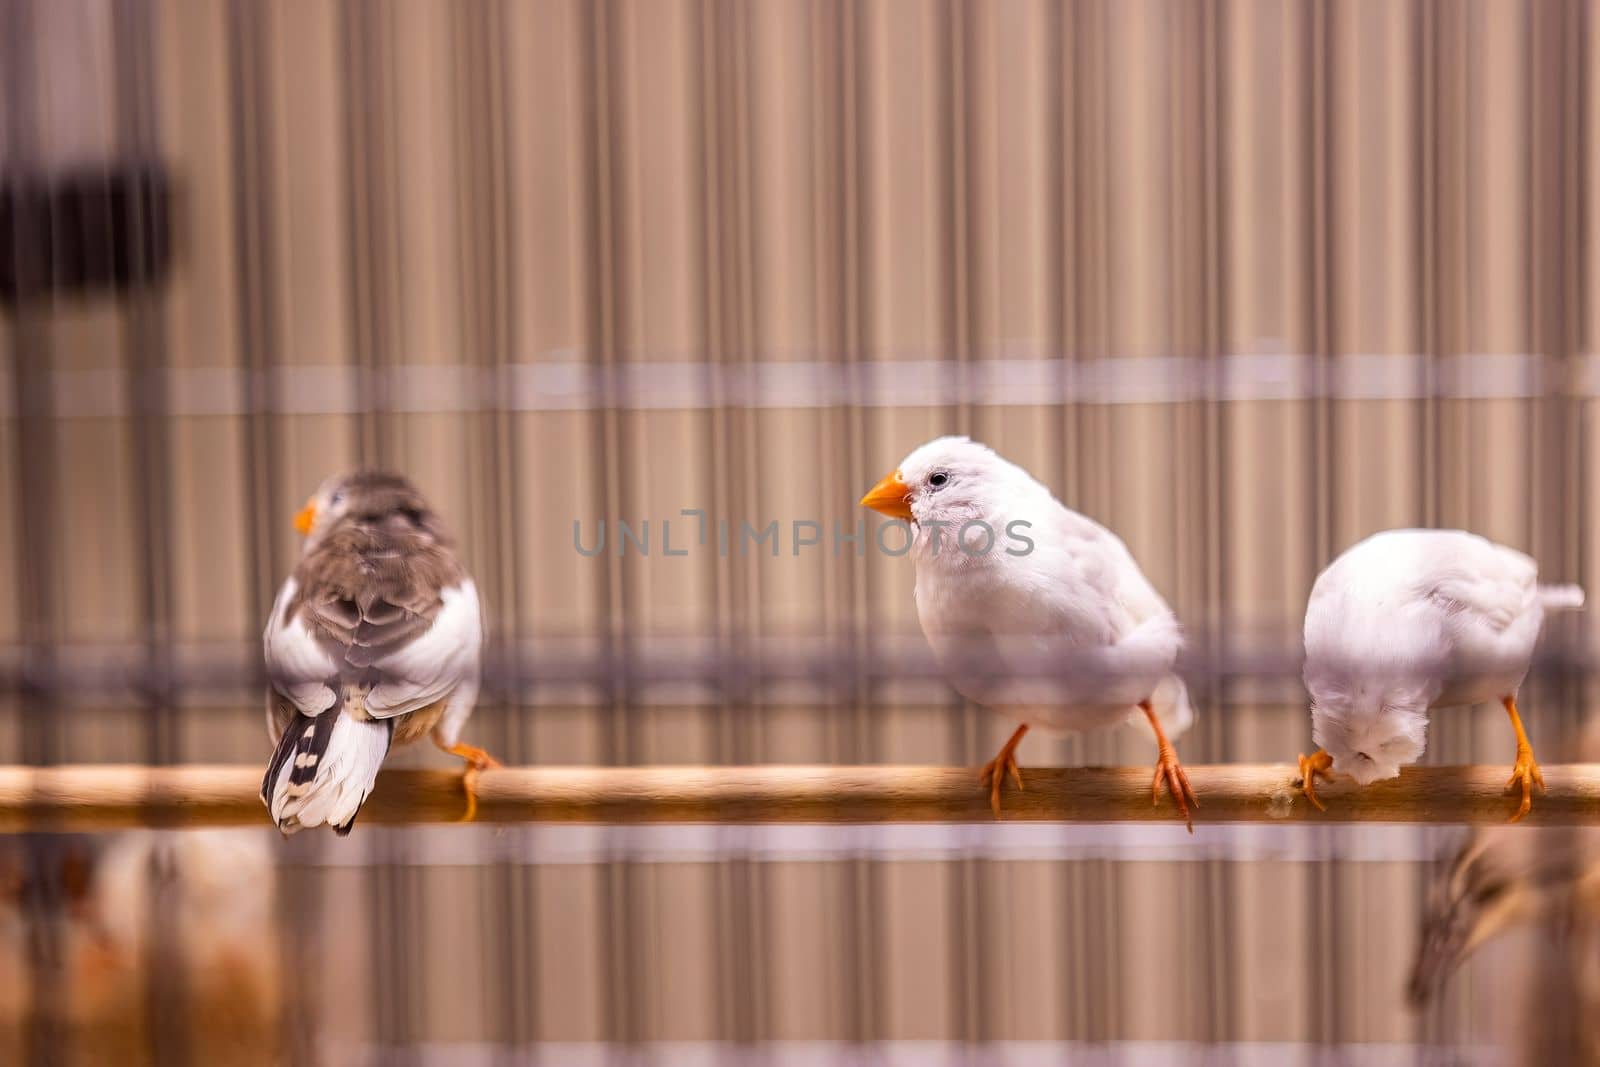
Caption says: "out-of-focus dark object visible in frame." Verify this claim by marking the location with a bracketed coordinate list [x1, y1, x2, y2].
[1408, 826, 1600, 1007]
[0, 165, 172, 303]
[0, 831, 280, 1066]
[1410, 724, 1600, 1064]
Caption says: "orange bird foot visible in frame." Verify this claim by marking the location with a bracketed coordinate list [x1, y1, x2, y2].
[1501, 696, 1545, 824]
[978, 724, 1029, 818]
[1297, 749, 1335, 813]
[439, 741, 502, 823]
[1139, 700, 1196, 832]
[1151, 743, 1198, 833]
[1505, 745, 1545, 824]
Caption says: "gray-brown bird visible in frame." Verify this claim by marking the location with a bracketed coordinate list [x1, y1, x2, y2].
[1410, 722, 1600, 1012]
[1408, 826, 1600, 1008]
[0, 831, 281, 1062]
[260, 471, 497, 834]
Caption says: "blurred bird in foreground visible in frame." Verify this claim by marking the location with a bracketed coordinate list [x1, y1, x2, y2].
[1408, 824, 1600, 1011]
[262, 471, 496, 834]
[1297, 529, 1583, 821]
[861, 437, 1197, 828]
[1410, 720, 1600, 1063]
[0, 832, 279, 1064]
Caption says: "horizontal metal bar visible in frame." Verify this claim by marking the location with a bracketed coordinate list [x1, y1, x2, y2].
[0, 631, 1589, 702]
[0, 763, 1596, 831]
[341, 1039, 1497, 1066]
[299, 822, 1468, 867]
[0, 352, 1582, 419]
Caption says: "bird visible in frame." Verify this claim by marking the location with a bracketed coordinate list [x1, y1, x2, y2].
[0, 831, 280, 1061]
[1297, 528, 1584, 822]
[260, 471, 497, 834]
[1407, 824, 1600, 1011]
[860, 436, 1198, 828]
[1409, 719, 1600, 1060]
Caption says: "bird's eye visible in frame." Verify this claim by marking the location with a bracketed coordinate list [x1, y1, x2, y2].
[929, 471, 950, 489]
[1472, 880, 1508, 906]
[329, 490, 345, 507]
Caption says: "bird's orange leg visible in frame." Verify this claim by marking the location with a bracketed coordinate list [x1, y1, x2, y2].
[978, 724, 1029, 818]
[1296, 749, 1335, 812]
[435, 740, 502, 822]
[1142, 700, 1198, 833]
[1502, 695, 1544, 823]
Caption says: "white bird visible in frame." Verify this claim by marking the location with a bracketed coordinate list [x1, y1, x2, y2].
[261, 471, 497, 834]
[861, 436, 1198, 827]
[1298, 528, 1584, 821]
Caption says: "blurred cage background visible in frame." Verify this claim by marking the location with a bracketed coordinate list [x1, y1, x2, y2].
[1, 0, 1599, 1063]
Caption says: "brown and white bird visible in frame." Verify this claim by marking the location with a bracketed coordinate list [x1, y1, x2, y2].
[1410, 721, 1600, 1025]
[1297, 529, 1583, 821]
[1408, 825, 1600, 1010]
[860, 437, 1197, 827]
[0, 832, 280, 1059]
[261, 471, 497, 834]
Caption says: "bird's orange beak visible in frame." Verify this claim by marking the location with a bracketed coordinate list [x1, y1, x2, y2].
[293, 498, 317, 535]
[860, 470, 914, 520]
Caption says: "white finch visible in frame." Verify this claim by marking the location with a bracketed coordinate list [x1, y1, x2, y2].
[261, 472, 496, 834]
[1298, 528, 1584, 821]
[861, 436, 1198, 827]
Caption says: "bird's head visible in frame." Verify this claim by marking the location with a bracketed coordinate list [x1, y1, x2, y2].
[860, 436, 1043, 543]
[1308, 681, 1429, 785]
[1407, 830, 1540, 1008]
[292, 471, 443, 552]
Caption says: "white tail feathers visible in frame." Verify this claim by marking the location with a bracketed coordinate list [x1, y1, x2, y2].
[1142, 674, 1196, 741]
[262, 712, 393, 836]
[1539, 583, 1586, 611]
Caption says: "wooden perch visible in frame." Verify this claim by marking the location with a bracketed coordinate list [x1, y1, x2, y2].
[0, 763, 1599, 831]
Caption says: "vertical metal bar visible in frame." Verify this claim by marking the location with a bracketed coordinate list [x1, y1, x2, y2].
[456, 0, 539, 1056]
[339, 0, 372, 466]
[1048, 1, 1087, 1044]
[935, 0, 985, 1047]
[225, 2, 319, 1058]
[577, 1, 643, 1055]
[1197, 0, 1236, 1046]
[112, 0, 177, 769]
[832, 0, 883, 1045]
[4, 0, 62, 774]
[1417, 0, 1440, 534]
[341, 0, 393, 467]
[4, 13, 66, 1063]
[112, 2, 192, 1061]
[1526, 2, 1585, 1059]
[229, 0, 284, 626]
[729, 0, 769, 1044]
[1305, 0, 1339, 1047]
[694, 3, 732, 1041]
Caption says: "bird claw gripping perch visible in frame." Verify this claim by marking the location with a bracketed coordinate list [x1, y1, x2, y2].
[1151, 743, 1198, 834]
[978, 724, 1030, 818]
[1297, 749, 1335, 813]
[1502, 696, 1545, 824]
[1504, 746, 1545, 824]
[441, 741, 502, 823]
[1140, 701, 1197, 833]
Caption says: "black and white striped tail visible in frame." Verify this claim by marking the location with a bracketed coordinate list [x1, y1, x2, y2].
[262, 711, 394, 836]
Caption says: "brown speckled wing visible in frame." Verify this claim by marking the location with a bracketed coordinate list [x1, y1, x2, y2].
[288, 514, 466, 671]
